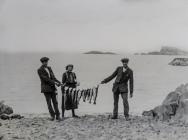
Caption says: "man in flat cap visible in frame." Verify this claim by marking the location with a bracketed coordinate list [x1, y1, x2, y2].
[101, 58, 134, 120]
[38, 57, 61, 121]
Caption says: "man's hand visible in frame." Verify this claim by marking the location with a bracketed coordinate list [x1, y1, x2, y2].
[101, 81, 105, 84]
[55, 82, 61, 87]
[130, 92, 133, 98]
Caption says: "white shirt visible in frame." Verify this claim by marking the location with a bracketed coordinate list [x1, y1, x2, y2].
[44, 67, 50, 77]
[123, 67, 127, 72]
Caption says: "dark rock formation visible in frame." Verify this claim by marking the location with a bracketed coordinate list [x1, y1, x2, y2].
[143, 84, 188, 121]
[0, 101, 13, 115]
[169, 58, 188, 66]
[0, 101, 24, 120]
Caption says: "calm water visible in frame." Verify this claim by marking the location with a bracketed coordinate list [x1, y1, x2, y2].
[1, 53, 188, 115]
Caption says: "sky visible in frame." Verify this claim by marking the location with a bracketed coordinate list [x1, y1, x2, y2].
[0, 0, 188, 53]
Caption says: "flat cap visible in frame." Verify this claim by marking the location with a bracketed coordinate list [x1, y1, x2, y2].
[121, 58, 129, 63]
[66, 64, 74, 70]
[40, 57, 49, 63]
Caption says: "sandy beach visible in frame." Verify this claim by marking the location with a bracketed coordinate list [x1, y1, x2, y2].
[1, 113, 188, 140]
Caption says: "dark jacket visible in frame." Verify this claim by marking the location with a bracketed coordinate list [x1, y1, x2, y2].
[103, 66, 134, 93]
[38, 66, 60, 93]
[62, 71, 77, 89]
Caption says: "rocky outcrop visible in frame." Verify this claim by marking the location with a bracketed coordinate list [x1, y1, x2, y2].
[136, 46, 188, 55]
[143, 84, 188, 121]
[0, 101, 13, 115]
[0, 101, 23, 120]
[169, 58, 188, 66]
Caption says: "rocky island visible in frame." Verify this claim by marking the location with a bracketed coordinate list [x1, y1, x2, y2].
[84, 51, 117, 55]
[135, 46, 188, 55]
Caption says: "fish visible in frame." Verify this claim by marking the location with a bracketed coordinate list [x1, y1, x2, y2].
[93, 85, 99, 104]
[89, 88, 94, 104]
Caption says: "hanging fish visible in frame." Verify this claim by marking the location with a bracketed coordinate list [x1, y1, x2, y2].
[82, 89, 87, 102]
[78, 90, 83, 102]
[87, 89, 91, 101]
[71, 88, 75, 101]
[75, 89, 80, 104]
[89, 88, 94, 103]
[93, 85, 99, 104]
[73, 89, 78, 109]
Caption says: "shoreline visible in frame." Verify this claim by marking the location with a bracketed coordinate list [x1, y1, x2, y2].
[1, 113, 188, 140]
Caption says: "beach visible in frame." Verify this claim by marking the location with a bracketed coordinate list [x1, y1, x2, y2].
[1, 113, 188, 140]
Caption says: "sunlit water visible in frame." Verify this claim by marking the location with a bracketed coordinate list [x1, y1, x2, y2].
[1, 53, 188, 115]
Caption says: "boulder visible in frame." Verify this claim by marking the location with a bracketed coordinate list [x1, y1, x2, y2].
[10, 114, 24, 119]
[0, 101, 23, 120]
[143, 84, 188, 121]
[169, 58, 188, 66]
[0, 114, 10, 120]
[0, 101, 13, 115]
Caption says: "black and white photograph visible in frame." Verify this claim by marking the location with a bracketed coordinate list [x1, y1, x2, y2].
[1, 0, 188, 139]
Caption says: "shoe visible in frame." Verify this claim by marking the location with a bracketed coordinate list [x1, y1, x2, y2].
[110, 116, 118, 119]
[56, 116, 62, 121]
[72, 115, 80, 118]
[49, 117, 55, 121]
[125, 115, 130, 121]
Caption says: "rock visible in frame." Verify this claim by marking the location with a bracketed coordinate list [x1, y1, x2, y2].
[0, 101, 24, 120]
[169, 58, 188, 66]
[142, 84, 188, 121]
[0, 136, 4, 140]
[0, 101, 13, 115]
[152, 104, 177, 120]
[0, 114, 10, 120]
[162, 91, 180, 105]
[10, 114, 24, 119]
[142, 110, 154, 117]
[175, 99, 188, 120]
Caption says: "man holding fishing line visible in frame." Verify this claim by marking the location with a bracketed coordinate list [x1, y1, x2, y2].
[101, 58, 134, 120]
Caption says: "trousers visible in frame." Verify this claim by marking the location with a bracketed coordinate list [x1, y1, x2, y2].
[113, 89, 129, 117]
[44, 92, 60, 118]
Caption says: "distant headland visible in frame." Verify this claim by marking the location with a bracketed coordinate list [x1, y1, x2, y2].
[135, 46, 188, 55]
[84, 51, 117, 55]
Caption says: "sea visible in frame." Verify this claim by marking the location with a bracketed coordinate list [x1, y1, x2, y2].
[1, 53, 188, 116]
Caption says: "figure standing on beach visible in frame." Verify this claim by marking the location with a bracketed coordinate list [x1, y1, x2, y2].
[61, 64, 79, 119]
[101, 58, 134, 120]
[37, 57, 61, 121]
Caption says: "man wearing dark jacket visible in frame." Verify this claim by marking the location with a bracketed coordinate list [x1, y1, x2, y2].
[101, 58, 134, 119]
[38, 57, 61, 121]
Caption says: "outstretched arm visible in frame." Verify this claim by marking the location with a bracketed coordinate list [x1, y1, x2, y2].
[101, 67, 118, 84]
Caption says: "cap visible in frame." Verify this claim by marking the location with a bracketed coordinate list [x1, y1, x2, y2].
[121, 58, 129, 63]
[40, 57, 49, 63]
